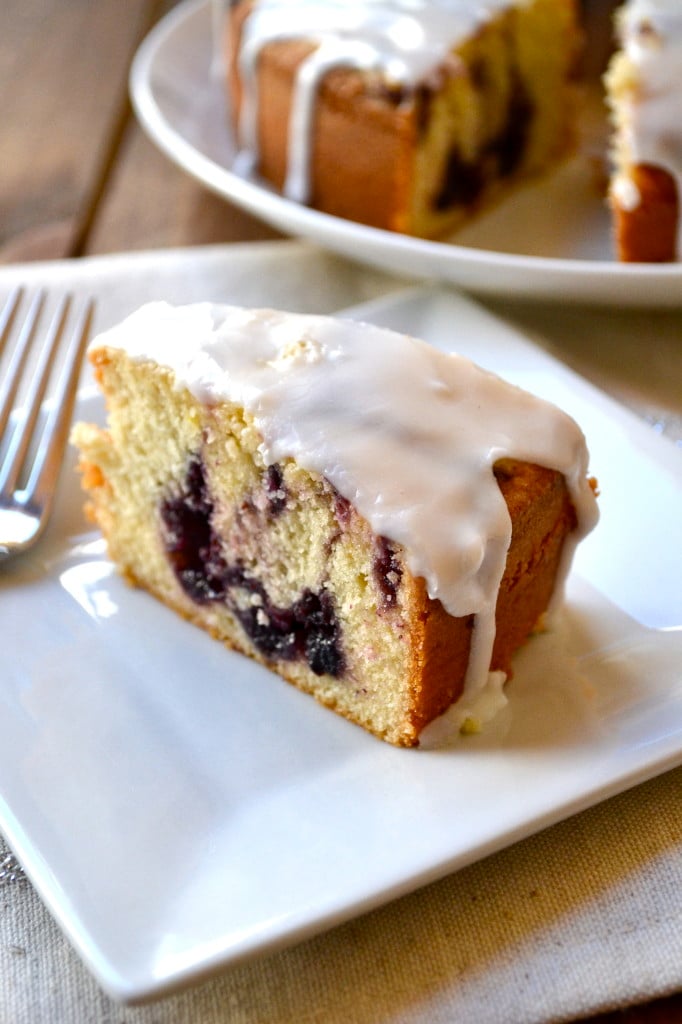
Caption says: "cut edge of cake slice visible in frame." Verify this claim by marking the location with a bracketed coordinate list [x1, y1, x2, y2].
[71, 302, 598, 746]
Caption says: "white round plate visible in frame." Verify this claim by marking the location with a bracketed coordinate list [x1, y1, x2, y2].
[130, 0, 682, 307]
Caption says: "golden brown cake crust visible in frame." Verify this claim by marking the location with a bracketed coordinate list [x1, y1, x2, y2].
[613, 164, 680, 263]
[405, 460, 576, 740]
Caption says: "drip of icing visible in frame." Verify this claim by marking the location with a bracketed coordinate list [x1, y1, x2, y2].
[233, 0, 515, 203]
[91, 301, 598, 698]
[613, 0, 682, 251]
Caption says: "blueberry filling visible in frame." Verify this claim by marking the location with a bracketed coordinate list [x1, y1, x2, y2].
[296, 588, 345, 676]
[160, 455, 345, 677]
[222, 566, 343, 675]
[434, 151, 485, 211]
[432, 74, 534, 213]
[374, 536, 402, 610]
[488, 74, 533, 178]
[160, 457, 227, 604]
[332, 490, 352, 528]
[264, 463, 287, 516]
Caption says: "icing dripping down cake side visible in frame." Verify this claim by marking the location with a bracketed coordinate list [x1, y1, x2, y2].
[221, 0, 582, 238]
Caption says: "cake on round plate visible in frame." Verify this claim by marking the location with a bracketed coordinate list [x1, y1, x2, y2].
[218, 0, 682, 261]
[220, 0, 582, 237]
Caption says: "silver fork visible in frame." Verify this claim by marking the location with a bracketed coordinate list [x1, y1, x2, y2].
[0, 288, 94, 561]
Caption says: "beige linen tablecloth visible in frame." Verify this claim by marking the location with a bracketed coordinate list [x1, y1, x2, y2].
[1, 242, 681, 1024]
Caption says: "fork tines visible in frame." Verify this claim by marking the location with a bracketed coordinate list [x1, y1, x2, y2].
[0, 288, 94, 526]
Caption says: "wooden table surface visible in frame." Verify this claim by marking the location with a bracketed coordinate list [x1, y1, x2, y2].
[1, 2, 680, 1021]
[1, 0, 279, 265]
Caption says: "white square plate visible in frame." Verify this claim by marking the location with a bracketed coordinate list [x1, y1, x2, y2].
[1, 286, 681, 1002]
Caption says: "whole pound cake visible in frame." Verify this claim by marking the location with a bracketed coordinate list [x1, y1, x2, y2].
[72, 304, 598, 747]
[605, 0, 681, 262]
[221, 0, 582, 237]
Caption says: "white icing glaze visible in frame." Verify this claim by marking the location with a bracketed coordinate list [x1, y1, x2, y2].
[92, 301, 598, 699]
[613, 0, 682, 253]
[231, 0, 515, 202]
[418, 670, 508, 746]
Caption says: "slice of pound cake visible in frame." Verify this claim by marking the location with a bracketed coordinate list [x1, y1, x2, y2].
[72, 303, 598, 746]
[605, 0, 681, 261]
[222, 0, 582, 237]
